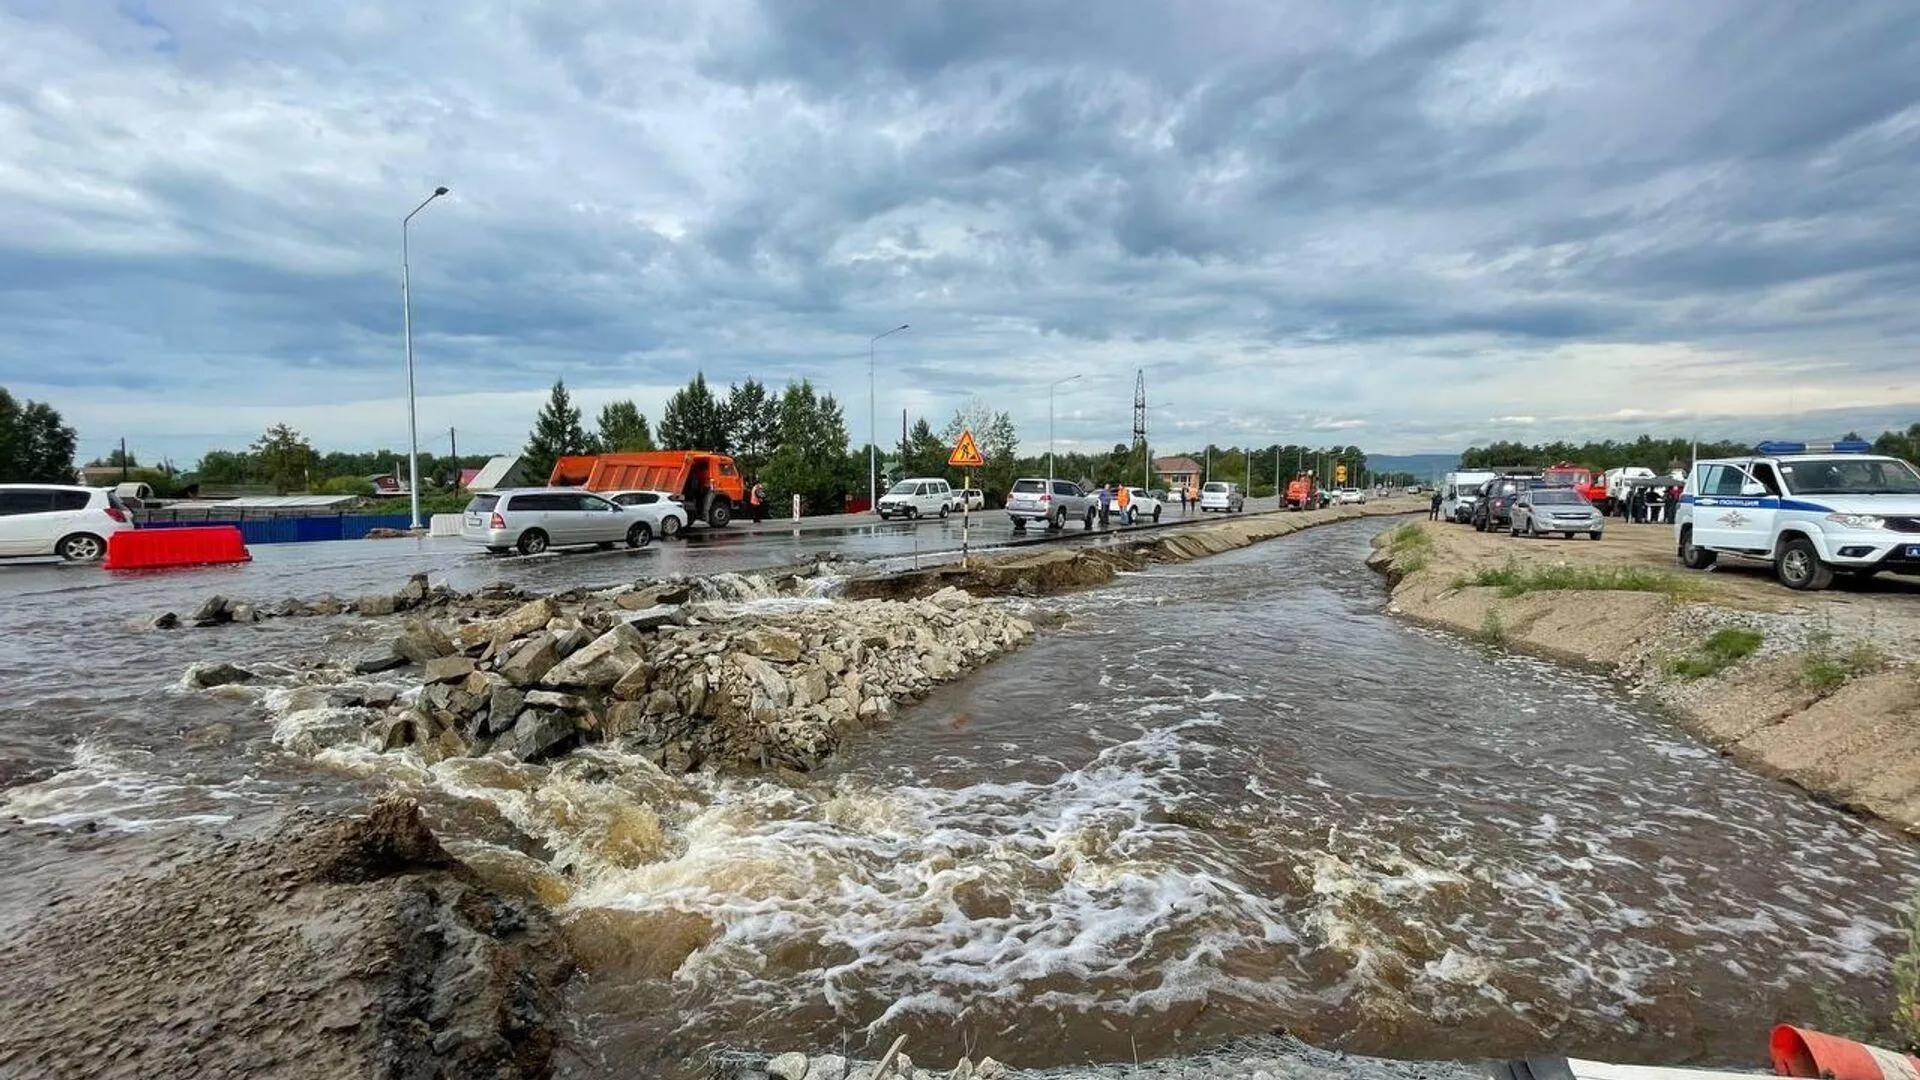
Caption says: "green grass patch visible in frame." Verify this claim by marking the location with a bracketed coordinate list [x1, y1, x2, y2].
[1479, 608, 1508, 645]
[1380, 522, 1436, 574]
[1797, 618, 1888, 693]
[1664, 627, 1765, 679]
[1457, 558, 1703, 599]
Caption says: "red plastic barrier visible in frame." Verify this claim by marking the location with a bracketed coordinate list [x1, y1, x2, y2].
[104, 526, 252, 570]
[1773, 1025, 1920, 1080]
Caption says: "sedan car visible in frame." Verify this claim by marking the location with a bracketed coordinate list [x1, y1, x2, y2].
[462, 488, 656, 555]
[1471, 477, 1536, 532]
[604, 489, 690, 539]
[1117, 487, 1163, 524]
[1509, 487, 1604, 540]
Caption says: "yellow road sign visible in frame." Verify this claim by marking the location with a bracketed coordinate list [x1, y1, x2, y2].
[948, 429, 986, 468]
[1335, 464, 1348, 483]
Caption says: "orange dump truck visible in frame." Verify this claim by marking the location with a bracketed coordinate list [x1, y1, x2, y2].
[1285, 473, 1324, 511]
[549, 451, 746, 527]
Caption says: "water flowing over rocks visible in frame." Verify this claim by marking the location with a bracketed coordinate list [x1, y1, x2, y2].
[715, 1036, 1480, 1080]
[206, 572, 1033, 776]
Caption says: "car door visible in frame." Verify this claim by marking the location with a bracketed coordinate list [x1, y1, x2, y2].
[0, 489, 54, 556]
[1693, 464, 1775, 552]
[576, 493, 622, 543]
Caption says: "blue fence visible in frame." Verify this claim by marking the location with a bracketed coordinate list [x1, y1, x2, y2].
[135, 514, 414, 544]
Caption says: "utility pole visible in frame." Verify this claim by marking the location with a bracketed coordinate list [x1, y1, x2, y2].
[901, 408, 908, 477]
[449, 427, 458, 490]
[119, 437, 129, 483]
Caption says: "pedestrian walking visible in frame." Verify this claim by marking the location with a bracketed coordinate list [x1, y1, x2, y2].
[749, 481, 767, 524]
[1429, 490, 1442, 520]
[1176, 487, 1186, 513]
[1663, 483, 1680, 525]
[1098, 484, 1114, 527]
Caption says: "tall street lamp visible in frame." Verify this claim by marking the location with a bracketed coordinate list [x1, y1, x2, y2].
[1048, 374, 1082, 484]
[402, 185, 449, 531]
[869, 324, 909, 512]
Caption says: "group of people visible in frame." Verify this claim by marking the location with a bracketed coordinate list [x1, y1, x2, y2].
[1172, 484, 1201, 512]
[1618, 483, 1683, 525]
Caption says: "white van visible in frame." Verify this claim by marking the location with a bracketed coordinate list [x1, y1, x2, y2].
[877, 477, 956, 520]
[1440, 471, 1498, 523]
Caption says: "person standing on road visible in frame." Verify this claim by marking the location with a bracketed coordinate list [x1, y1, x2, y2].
[1663, 483, 1681, 525]
[1429, 490, 1442, 520]
[1116, 484, 1132, 523]
[748, 481, 767, 524]
[1098, 484, 1114, 527]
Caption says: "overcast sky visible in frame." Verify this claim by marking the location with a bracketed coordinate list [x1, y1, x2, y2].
[5, 1, 1919, 466]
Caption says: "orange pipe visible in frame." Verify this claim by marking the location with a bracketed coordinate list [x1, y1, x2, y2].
[1772, 1025, 1920, 1080]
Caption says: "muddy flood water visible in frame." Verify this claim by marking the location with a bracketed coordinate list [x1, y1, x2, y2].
[3, 519, 1917, 1077]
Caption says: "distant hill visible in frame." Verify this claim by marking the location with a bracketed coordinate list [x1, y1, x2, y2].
[1365, 452, 1460, 480]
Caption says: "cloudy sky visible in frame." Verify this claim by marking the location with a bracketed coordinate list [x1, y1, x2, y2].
[5, 1, 1920, 466]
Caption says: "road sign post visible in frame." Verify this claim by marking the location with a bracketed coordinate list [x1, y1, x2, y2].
[949, 429, 987, 567]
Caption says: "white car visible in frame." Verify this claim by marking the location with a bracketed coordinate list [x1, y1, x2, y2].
[877, 477, 956, 520]
[604, 489, 690, 539]
[1116, 487, 1163, 525]
[1677, 440, 1920, 590]
[461, 488, 653, 555]
[0, 484, 135, 562]
[1199, 481, 1245, 512]
[957, 488, 986, 512]
[1335, 488, 1367, 505]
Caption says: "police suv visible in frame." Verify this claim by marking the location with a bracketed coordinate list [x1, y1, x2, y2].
[1675, 440, 1920, 590]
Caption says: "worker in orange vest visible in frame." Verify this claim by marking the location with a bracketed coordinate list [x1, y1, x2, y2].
[748, 480, 767, 523]
[1116, 484, 1131, 522]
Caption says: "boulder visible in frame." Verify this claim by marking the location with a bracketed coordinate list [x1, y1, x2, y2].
[793, 667, 830, 706]
[398, 573, 430, 608]
[509, 710, 578, 762]
[455, 597, 559, 647]
[151, 611, 180, 630]
[228, 603, 259, 624]
[742, 628, 804, 663]
[768, 1053, 810, 1080]
[423, 655, 477, 684]
[523, 689, 587, 712]
[541, 623, 646, 689]
[367, 714, 418, 751]
[805, 1053, 848, 1080]
[974, 1059, 1008, 1080]
[353, 648, 408, 675]
[733, 654, 789, 707]
[184, 661, 255, 689]
[611, 662, 652, 700]
[497, 634, 561, 688]
[601, 701, 658, 741]
[618, 604, 682, 632]
[485, 686, 526, 736]
[309, 594, 344, 616]
[554, 625, 596, 659]
[394, 617, 456, 664]
[357, 593, 398, 617]
[275, 597, 309, 617]
[189, 595, 230, 627]
[929, 586, 973, 610]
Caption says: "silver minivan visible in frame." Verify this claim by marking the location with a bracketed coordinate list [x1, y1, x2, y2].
[461, 488, 653, 555]
[877, 478, 956, 520]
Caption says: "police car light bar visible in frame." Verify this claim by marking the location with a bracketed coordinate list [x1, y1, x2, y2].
[1753, 439, 1873, 455]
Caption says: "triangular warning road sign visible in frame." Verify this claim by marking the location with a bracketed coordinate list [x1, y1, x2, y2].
[948, 428, 986, 468]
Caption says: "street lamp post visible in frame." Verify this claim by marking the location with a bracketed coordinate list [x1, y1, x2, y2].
[869, 325, 909, 513]
[402, 185, 449, 531]
[1048, 374, 1082, 484]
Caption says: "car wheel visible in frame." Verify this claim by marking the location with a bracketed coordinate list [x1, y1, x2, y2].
[660, 515, 682, 539]
[58, 533, 106, 562]
[940, 505, 949, 519]
[1678, 528, 1716, 570]
[1152, 507, 1162, 522]
[1777, 536, 1834, 591]
[1048, 509, 1065, 531]
[1509, 521, 1520, 537]
[1588, 532, 1602, 541]
[517, 530, 549, 556]
[626, 522, 653, 548]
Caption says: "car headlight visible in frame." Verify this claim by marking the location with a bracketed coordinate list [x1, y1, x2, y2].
[1826, 513, 1885, 529]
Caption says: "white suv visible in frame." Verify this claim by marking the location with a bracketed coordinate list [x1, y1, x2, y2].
[1199, 482, 1244, 512]
[877, 478, 956, 520]
[0, 484, 135, 561]
[1676, 441, 1920, 590]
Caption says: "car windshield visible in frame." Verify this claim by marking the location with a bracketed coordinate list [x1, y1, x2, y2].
[466, 495, 499, 512]
[1531, 489, 1585, 505]
[1780, 458, 1920, 496]
[1203, 483, 1227, 492]
[886, 482, 917, 495]
[1011, 479, 1046, 494]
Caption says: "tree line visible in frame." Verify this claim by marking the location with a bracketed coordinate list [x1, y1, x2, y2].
[1458, 424, 1920, 472]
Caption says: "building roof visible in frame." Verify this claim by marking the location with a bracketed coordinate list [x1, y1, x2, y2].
[1153, 456, 1203, 474]
[467, 455, 527, 491]
[166, 495, 358, 509]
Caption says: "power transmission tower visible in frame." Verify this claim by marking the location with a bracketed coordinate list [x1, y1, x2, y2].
[1131, 370, 1147, 447]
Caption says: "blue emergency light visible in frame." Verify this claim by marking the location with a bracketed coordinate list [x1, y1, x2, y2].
[1753, 439, 1873, 455]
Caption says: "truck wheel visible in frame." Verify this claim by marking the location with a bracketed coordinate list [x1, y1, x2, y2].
[1678, 527, 1716, 570]
[1777, 536, 1834, 591]
[706, 499, 732, 528]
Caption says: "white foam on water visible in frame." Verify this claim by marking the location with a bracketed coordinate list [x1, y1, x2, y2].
[0, 738, 257, 831]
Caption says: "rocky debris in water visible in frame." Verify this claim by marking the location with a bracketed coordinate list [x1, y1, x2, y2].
[541, 623, 646, 688]
[394, 616, 456, 664]
[498, 633, 561, 687]
[189, 594, 231, 626]
[228, 601, 258, 624]
[768, 1051, 811, 1080]
[0, 797, 570, 1079]
[619, 603, 685, 631]
[423, 655, 477, 684]
[150, 611, 179, 630]
[310, 594, 344, 616]
[716, 1037, 1481, 1080]
[357, 593, 399, 617]
[183, 661, 255, 689]
[354, 647, 409, 674]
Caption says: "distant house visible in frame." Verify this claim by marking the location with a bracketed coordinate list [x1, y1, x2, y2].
[366, 473, 409, 496]
[458, 467, 482, 489]
[1153, 456, 1203, 492]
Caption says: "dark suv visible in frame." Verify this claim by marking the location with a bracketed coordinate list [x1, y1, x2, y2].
[1471, 476, 1539, 533]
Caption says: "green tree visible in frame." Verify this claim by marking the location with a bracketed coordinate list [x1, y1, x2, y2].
[0, 389, 79, 484]
[191, 449, 255, 486]
[726, 378, 781, 478]
[898, 417, 951, 480]
[596, 400, 655, 452]
[250, 423, 317, 494]
[762, 379, 858, 514]
[86, 446, 138, 469]
[523, 380, 593, 483]
[942, 397, 1020, 504]
[657, 372, 731, 452]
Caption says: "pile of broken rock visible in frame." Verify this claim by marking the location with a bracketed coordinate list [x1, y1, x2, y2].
[272, 578, 1034, 774]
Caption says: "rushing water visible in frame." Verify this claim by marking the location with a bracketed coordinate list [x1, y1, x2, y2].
[3, 520, 1917, 1077]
